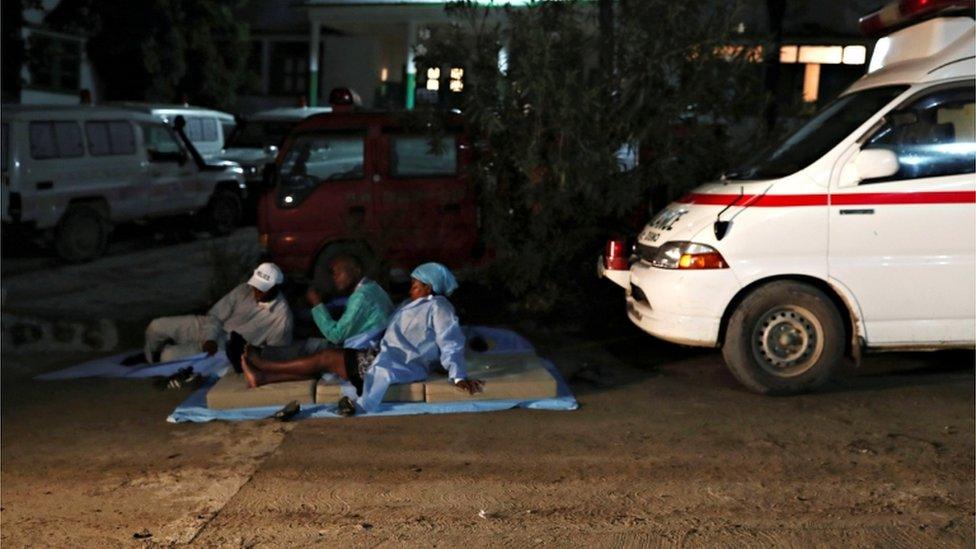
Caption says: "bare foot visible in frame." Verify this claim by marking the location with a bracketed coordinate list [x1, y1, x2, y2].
[240, 348, 263, 388]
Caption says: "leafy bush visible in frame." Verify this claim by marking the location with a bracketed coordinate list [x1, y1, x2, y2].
[419, 0, 765, 314]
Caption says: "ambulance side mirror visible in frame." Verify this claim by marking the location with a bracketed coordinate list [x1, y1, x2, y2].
[839, 148, 900, 187]
[856, 148, 900, 181]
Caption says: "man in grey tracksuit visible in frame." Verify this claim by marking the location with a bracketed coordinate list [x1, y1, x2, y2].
[143, 262, 293, 363]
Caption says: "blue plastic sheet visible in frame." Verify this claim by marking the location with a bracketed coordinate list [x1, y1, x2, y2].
[167, 358, 578, 423]
[35, 352, 230, 380]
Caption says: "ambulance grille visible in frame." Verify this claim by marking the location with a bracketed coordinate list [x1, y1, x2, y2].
[637, 243, 658, 263]
[630, 283, 649, 306]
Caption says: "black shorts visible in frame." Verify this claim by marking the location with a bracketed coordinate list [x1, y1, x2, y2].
[343, 346, 378, 395]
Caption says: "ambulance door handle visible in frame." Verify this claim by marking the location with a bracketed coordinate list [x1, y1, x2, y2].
[35, 180, 54, 191]
[839, 208, 874, 215]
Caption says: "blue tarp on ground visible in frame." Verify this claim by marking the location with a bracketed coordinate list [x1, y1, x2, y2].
[166, 358, 578, 423]
[32, 325, 577, 421]
[34, 351, 230, 380]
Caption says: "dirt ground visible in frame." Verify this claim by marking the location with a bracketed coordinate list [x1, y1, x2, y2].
[2, 339, 973, 547]
[1, 234, 973, 547]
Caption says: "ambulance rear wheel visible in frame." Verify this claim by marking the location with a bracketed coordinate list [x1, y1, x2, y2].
[722, 281, 844, 395]
[55, 204, 109, 262]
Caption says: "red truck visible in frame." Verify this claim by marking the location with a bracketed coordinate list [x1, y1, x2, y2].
[256, 89, 481, 286]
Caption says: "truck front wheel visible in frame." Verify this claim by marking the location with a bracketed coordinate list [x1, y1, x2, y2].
[55, 204, 109, 262]
[207, 190, 242, 235]
[722, 281, 845, 395]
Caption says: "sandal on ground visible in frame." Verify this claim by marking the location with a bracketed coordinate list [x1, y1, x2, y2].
[156, 366, 198, 390]
[273, 400, 301, 421]
[337, 396, 356, 417]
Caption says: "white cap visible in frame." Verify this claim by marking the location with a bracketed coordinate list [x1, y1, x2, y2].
[247, 262, 284, 292]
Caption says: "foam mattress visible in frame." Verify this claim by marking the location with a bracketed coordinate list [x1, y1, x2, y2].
[206, 373, 316, 410]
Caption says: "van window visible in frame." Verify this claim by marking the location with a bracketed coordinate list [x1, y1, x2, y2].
[85, 121, 136, 156]
[185, 117, 219, 143]
[29, 121, 84, 159]
[142, 123, 183, 157]
[390, 136, 457, 178]
[280, 134, 364, 184]
[862, 84, 975, 182]
[226, 120, 293, 148]
[726, 86, 908, 180]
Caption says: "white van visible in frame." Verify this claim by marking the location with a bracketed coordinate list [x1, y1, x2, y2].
[107, 102, 236, 159]
[1, 105, 247, 261]
[600, 3, 975, 394]
[221, 106, 332, 184]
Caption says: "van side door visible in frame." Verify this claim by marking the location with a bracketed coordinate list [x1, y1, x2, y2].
[141, 122, 197, 216]
[829, 82, 976, 346]
[375, 129, 477, 266]
[83, 119, 146, 221]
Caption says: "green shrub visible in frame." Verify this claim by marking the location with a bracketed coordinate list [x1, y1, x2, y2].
[420, 1, 765, 314]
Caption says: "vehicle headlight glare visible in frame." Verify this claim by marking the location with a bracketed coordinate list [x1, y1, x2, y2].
[651, 241, 728, 270]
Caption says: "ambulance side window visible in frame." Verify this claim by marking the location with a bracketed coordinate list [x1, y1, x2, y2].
[863, 84, 975, 182]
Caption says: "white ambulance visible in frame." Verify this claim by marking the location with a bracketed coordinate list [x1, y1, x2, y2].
[599, 1, 976, 394]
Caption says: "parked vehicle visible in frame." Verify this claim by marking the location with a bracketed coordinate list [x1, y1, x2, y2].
[599, 0, 975, 394]
[1, 105, 247, 261]
[221, 105, 333, 185]
[256, 89, 479, 288]
[107, 102, 236, 159]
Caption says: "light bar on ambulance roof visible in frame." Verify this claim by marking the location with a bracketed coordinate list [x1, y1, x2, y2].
[859, 0, 975, 37]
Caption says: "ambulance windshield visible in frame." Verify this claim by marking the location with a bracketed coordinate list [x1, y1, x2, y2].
[726, 85, 908, 180]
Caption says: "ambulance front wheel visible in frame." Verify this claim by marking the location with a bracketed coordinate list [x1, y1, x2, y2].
[722, 281, 845, 395]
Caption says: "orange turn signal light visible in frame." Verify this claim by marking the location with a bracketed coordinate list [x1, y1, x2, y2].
[678, 252, 728, 269]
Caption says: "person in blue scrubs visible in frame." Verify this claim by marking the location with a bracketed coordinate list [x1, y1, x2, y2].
[241, 262, 484, 415]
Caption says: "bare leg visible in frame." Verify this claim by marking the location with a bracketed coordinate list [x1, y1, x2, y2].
[243, 346, 348, 388]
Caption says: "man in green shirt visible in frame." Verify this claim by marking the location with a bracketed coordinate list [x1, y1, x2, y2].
[305, 255, 394, 345]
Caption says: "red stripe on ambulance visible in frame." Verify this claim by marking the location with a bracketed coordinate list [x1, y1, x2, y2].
[677, 191, 976, 207]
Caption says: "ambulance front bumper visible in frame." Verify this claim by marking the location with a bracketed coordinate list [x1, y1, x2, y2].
[600, 257, 740, 348]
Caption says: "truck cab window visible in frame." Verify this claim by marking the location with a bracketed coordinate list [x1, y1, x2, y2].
[863, 84, 975, 182]
[142, 123, 185, 162]
[390, 135, 457, 178]
[280, 134, 364, 184]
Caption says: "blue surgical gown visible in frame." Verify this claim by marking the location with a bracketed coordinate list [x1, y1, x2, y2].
[356, 295, 468, 411]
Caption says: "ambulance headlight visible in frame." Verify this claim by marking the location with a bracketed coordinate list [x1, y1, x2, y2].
[651, 241, 728, 270]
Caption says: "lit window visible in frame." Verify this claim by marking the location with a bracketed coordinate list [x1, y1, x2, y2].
[450, 80, 463, 92]
[426, 79, 440, 91]
[427, 67, 441, 80]
[779, 45, 798, 63]
[450, 67, 464, 80]
[798, 45, 843, 65]
[842, 45, 867, 65]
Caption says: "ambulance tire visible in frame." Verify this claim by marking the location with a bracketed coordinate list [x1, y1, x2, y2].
[312, 242, 378, 296]
[206, 190, 242, 235]
[722, 281, 844, 395]
[55, 204, 109, 263]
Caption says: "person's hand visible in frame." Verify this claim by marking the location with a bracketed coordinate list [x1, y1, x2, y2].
[202, 340, 218, 356]
[306, 286, 322, 307]
[455, 379, 484, 395]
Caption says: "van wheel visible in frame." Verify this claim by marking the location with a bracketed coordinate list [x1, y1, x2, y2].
[312, 242, 377, 296]
[56, 205, 109, 262]
[722, 281, 844, 395]
[207, 190, 242, 235]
